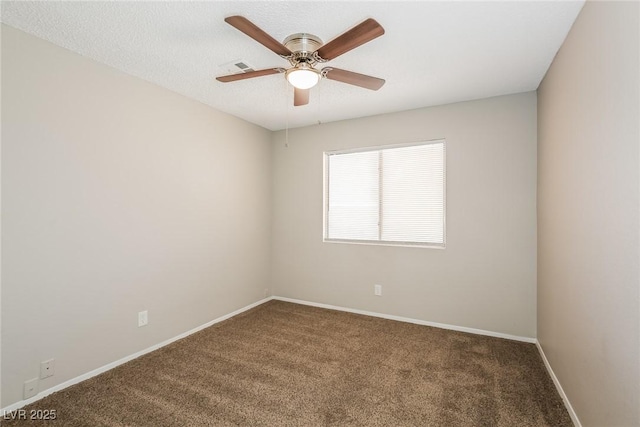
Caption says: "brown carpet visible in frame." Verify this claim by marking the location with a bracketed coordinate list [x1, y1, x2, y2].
[4, 300, 572, 426]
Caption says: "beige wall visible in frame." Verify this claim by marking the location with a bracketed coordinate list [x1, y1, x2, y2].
[537, 1, 640, 426]
[1, 25, 272, 407]
[271, 92, 538, 338]
[5, 1, 637, 420]
[0, 23, 3, 409]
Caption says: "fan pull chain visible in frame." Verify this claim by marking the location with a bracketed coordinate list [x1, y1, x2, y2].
[316, 80, 322, 126]
[285, 77, 290, 148]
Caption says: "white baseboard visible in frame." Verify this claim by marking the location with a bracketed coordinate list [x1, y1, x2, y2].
[273, 296, 537, 343]
[535, 340, 581, 427]
[1, 297, 272, 414]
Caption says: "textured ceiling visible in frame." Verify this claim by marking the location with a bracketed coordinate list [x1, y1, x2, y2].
[1, 1, 584, 131]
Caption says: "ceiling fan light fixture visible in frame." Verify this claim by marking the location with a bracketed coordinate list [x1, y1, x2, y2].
[286, 63, 320, 89]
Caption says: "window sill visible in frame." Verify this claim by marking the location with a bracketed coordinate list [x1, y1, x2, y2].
[323, 238, 445, 250]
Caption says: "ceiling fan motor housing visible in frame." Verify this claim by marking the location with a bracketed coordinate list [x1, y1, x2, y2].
[283, 33, 323, 61]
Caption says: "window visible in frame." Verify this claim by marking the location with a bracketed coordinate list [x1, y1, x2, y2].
[324, 140, 445, 247]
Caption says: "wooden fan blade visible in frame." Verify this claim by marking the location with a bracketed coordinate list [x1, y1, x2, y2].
[225, 16, 292, 57]
[294, 88, 310, 106]
[323, 68, 385, 90]
[216, 68, 283, 83]
[315, 18, 384, 61]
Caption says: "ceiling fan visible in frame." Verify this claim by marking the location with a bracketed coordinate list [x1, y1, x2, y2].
[216, 16, 386, 106]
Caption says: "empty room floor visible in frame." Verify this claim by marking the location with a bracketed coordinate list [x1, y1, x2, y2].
[4, 301, 571, 426]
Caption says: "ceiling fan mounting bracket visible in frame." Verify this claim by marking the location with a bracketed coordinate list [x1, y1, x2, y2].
[311, 51, 328, 63]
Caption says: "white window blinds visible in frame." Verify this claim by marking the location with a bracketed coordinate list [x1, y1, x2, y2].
[325, 141, 445, 247]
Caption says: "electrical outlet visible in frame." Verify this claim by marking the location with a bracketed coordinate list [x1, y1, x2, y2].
[264, 288, 269, 298]
[40, 359, 55, 379]
[138, 310, 148, 327]
[374, 284, 382, 296]
[24, 378, 38, 399]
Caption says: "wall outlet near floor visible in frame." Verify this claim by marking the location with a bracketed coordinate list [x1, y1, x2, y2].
[138, 310, 148, 327]
[40, 359, 55, 379]
[264, 288, 269, 298]
[24, 378, 38, 399]
[374, 284, 382, 296]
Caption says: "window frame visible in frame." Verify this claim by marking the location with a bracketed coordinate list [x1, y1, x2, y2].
[323, 139, 446, 249]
